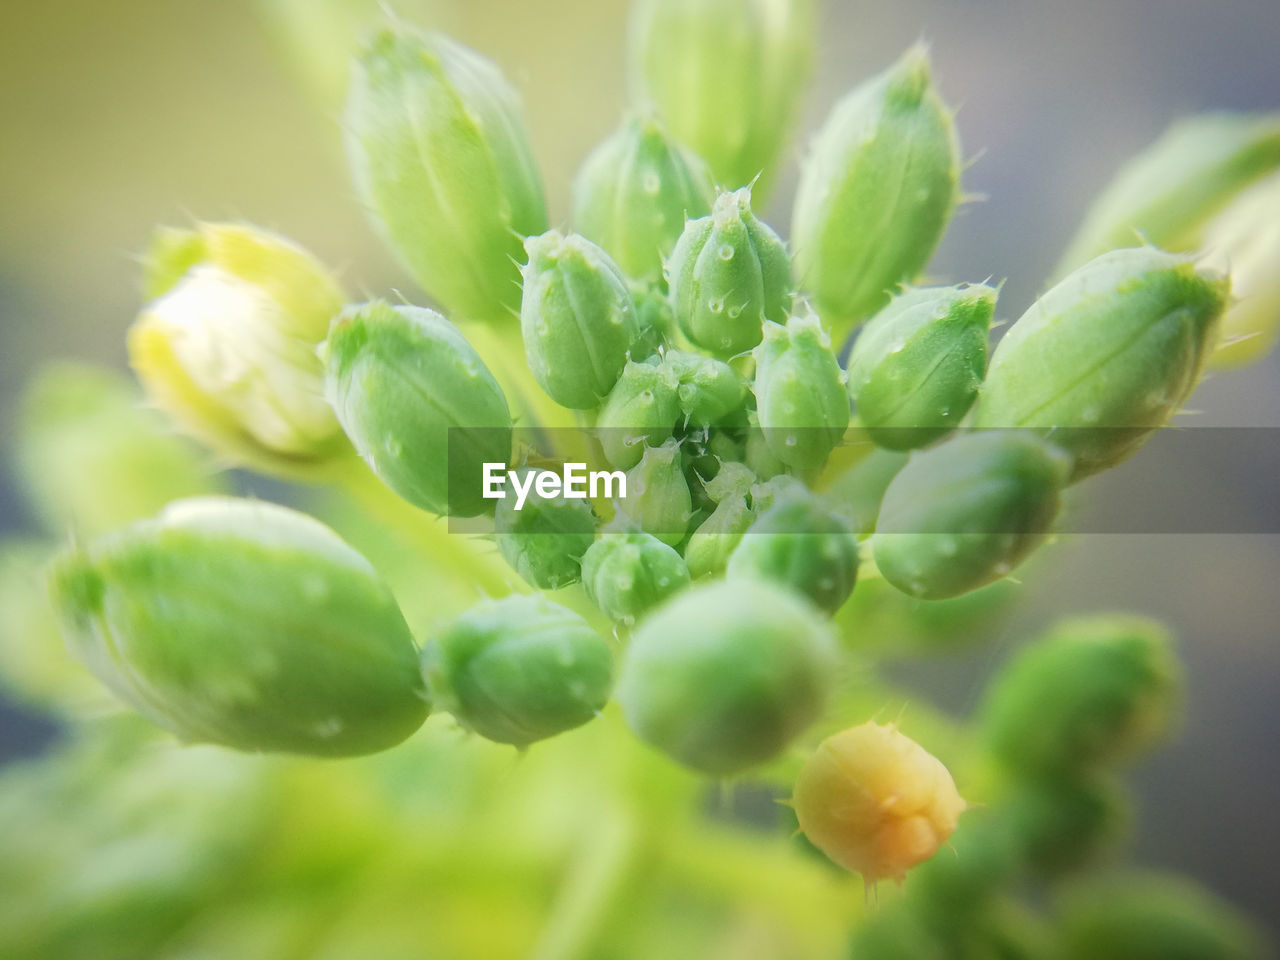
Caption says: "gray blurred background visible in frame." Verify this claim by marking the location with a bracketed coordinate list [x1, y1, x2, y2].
[1, 0, 1277, 934]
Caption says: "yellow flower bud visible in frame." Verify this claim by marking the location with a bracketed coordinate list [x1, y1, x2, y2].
[128, 223, 348, 479]
[793, 721, 966, 883]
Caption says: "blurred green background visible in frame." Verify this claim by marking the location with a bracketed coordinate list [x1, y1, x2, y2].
[1, 0, 1278, 941]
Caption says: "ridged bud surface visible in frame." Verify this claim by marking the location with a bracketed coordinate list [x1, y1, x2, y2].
[345, 26, 547, 321]
[668, 188, 792, 356]
[973, 248, 1229, 481]
[572, 115, 714, 284]
[323, 301, 512, 517]
[792, 45, 961, 331]
[847, 284, 994, 450]
[520, 231, 644, 409]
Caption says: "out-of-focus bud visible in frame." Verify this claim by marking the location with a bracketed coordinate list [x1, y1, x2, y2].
[128, 223, 348, 478]
[743, 412, 788, 480]
[48, 497, 429, 757]
[1055, 112, 1280, 277]
[822, 447, 908, 535]
[15, 363, 225, 538]
[792, 45, 961, 333]
[494, 467, 596, 590]
[628, 0, 815, 196]
[973, 248, 1229, 481]
[980, 616, 1182, 778]
[727, 488, 859, 614]
[664, 350, 746, 425]
[596, 357, 681, 469]
[323, 301, 512, 517]
[520, 231, 645, 409]
[629, 280, 675, 358]
[582, 532, 690, 624]
[0, 541, 110, 712]
[1058, 874, 1270, 960]
[572, 114, 715, 284]
[793, 721, 966, 883]
[421, 594, 612, 747]
[668, 187, 792, 356]
[344, 24, 547, 321]
[1201, 171, 1280, 369]
[620, 439, 693, 546]
[618, 579, 834, 775]
[1004, 775, 1130, 879]
[871, 432, 1071, 601]
[847, 284, 995, 450]
[752, 312, 850, 472]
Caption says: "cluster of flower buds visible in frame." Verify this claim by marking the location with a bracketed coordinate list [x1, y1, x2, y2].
[37, 7, 1280, 919]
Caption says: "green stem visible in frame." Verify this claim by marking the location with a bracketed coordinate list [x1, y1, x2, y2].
[335, 460, 514, 598]
[529, 805, 640, 960]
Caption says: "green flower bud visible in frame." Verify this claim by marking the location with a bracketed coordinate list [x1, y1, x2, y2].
[628, 0, 815, 196]
[128, 223, 348, 477]
[0, 541, 110, 712]
[617, 579, 834, 775]
[908, 810, 1023, 922]
[595, 357, 681, 469]
[704, 459, 757, 503]
[980, 616, 1182, 778]
[847, 284, 995, 450]
[1005, 775, 1130, 879]
[494, 467, 596, 589]
[421, 595, 612, 746]
[727, 489, 859, 614]
[1202, 171, 1280, 369]
[582, 532, 691, 624]
[1055, 112, 1280, 276]
[752, 312, 851, 471]
[15, 363, 225, 538]
[322, 300, 512, 517]
[1059, 875, 1269, 960]
[621, 439, 693, 546]
[792, 45, 962, 332]
[663, 349, 746, 425]
[973, 248, 1229, 481]
[571, 114, 715, 284]
[520, 231, 645, 409]
[683, 494, 755, 579]
[668, 188, 792, 356]
[48, 497, 428, 756]
[743, 412, 789, 480]
[871, 432, 1071, 600]
[345, 24, 547, 321]
[629, 280, 675, 358]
